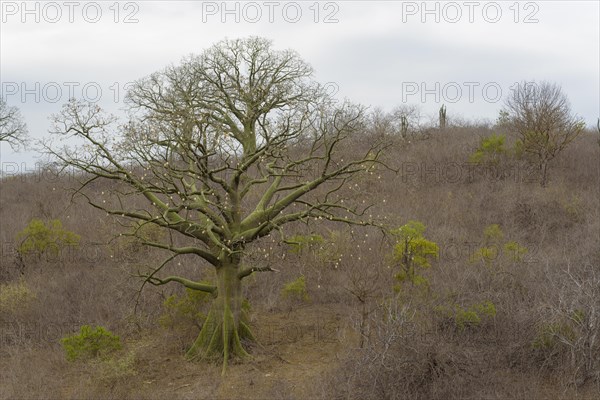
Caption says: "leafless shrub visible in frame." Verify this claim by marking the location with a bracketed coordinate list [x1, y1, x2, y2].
[501, 81, 585, 186]
[533, 263, 600, 389]
[324, 298, 479, 400]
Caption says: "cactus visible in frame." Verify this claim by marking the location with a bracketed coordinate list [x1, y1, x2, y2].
[400, 115, 409, 138]
[439, 105, 447, 130]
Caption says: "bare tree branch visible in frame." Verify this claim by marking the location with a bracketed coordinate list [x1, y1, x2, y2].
[0, 99, 29, 150]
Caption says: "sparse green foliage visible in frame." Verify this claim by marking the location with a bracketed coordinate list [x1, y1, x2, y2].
[455, 308, 481, 331]
[503, 241, 528, 262]
[316, 230, 348, 267]
[473, 301, 497, 318]
[0, 280, 36, 314]
[159, 286, 213, 330]
[532, 309, 588, 351]
[484, 224, 504, 242]
[532, 321, 577, 350]
[513, 139, 525, 158]
[96, 350, 137, 382]
[559, 193, 583, 222]
[571, 309, 585, 325]
[470, 246, 499, 265]
[469, 134, 507, 165]
[285, 231, 346, 267]
[391, 221, 439, 290]
[285, 234, 324, 254]
[470, 224, 528, 266]
[281, 276, 309, 302]
[16, 219, 80, 258]
[124, 221, 166, 253]
[61, 325, 122, 361]
[437, 301, 497, 332]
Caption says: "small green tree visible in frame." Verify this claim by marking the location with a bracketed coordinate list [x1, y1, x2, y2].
[391, 221, 439, 290]
[470, 224, 503, 265]
[16, 218, 80, 259]
[469, 134, 507, 166]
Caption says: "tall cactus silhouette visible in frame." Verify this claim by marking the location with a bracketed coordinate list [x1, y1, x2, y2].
[439, 104, 447, 130]
[400, 115, 409, 138]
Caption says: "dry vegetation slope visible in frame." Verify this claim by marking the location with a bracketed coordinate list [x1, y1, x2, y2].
[1, 127, 599, 399]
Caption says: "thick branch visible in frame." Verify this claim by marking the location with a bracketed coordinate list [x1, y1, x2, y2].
[146, 275, 218, 295]
[238, 265, 280, 280]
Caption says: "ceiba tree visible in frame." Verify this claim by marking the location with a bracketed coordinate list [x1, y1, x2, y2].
[47, 37, 385, 373]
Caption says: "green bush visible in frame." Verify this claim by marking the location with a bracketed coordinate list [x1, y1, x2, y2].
[16, 218, 80, 258]
[0, 280, 36, 314]
[455, 308, 481, 331]
[281, 276, 309, 302]
[472, 300, 497, 318]
[60, 325, 122, 361]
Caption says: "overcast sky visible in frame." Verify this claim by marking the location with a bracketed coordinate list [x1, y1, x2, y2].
[1, 0, 599, 169]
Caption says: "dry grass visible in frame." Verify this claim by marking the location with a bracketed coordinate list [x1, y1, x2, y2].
[1, 124, 599, 399]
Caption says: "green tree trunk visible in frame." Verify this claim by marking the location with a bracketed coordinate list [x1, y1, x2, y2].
[185, 263, 253, 374]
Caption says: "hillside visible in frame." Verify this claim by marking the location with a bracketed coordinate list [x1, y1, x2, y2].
[1, 126, 599, 399]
